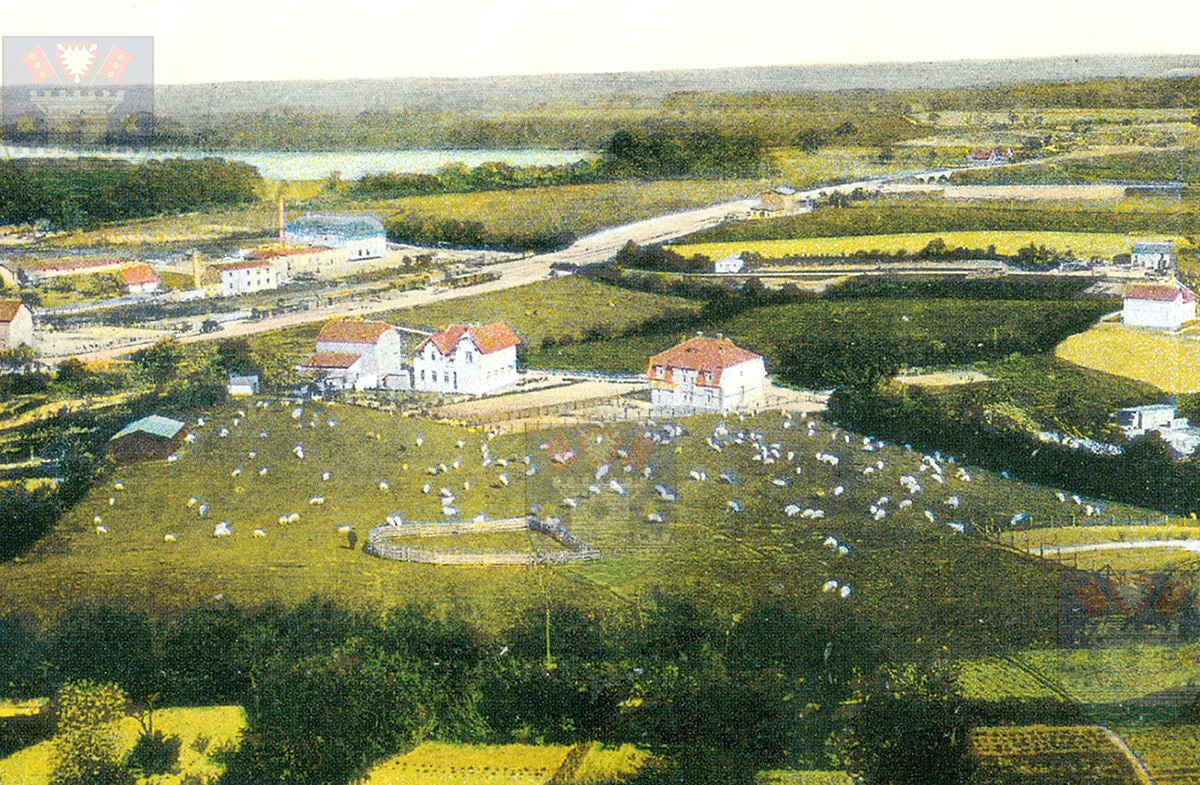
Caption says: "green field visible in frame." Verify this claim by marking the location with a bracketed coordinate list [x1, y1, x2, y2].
[951, 149, 1200, 186]
[1119, 725, 1200, 785]
[5, 394, 1188, 657]
[673, 196, 1200, 248]
[961, 644, 1200, 705]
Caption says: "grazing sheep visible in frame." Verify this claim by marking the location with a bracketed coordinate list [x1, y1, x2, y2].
[198, 503, 209, 517]
[95, 524, 108, 534]
[561, 498, 578, 508]
[213, 521, 232, 537]
[259, 467, 269, 476]
[497, 474, 509, 487]
[164, 532, 177, 542]
[167, 455, 179, 463]
[595, 464, 610, 480]
[646, 512, 663, 523]
[772, 478, 787, 487]
[378, 480, 390, 491]
[188, 496, 199, 508]
[785, 504, 801, 516]
[252, 527, 267, 537]
[109, 497, 115, 506]
[822, 580, 838, 593]
[113, 481, 125, 490]
[727, 500, 741, 512]
[839, 585, 852, 598]
[309, 496, 325, 505]
[231, 466, 242, 477]
[322, 471, 331, 481]
[588, 484, 601, 495]
[609, 480, 625, 495]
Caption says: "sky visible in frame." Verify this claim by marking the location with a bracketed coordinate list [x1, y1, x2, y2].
[4, 0, 1200, 84]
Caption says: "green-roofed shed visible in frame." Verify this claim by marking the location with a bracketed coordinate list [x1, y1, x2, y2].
[107, 415, 189, 462]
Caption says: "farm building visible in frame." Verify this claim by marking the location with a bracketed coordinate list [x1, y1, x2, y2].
[300, 319, 401, 389]
[1114, 402, 1200, 459]
[749, 193, 786, 218]
[714, 253, 746, 274]
[1123, 281, 1196, 331]
[243, 245, 354, 281]
[29, 257, 132, 282]
[214, 259, 279, 297]
[1130, 241, 1175, 273]
[647, 336, 767, 414]
[227, 375, 260, 395]
[413, 322, 521, 396]
[121, 263, 159, 294]
[283, 213, 386, 261]
[0, 299, 34, 349]
[106, 415, 189, 462]
[965, 147, 1013, 166]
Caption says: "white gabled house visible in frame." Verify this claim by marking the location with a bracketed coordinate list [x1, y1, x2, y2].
[298, 319, 401, 389]
[1123, 281, 1197, 331]
[646, 336, 767, 413]
[413, 322, 521, 396]
[1130, 241, 1175, 273]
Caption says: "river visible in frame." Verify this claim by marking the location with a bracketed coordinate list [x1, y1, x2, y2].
[0, 145, 599, 180]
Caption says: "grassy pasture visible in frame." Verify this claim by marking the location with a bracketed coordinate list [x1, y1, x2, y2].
[0, 705, 244, 785]
[1056, 321, 1200, 394]
[963, 644, 1200, 706]
[363, 741, 655, 785]
[669, 231, 1180, 262]
[0, 396, 1153, 654]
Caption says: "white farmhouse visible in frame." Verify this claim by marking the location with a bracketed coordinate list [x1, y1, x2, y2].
[413, 322, 521, 396]
[714, 253, 746, 274]
[283, 213, 387, 261]
[647, 336, 767, 413]
[216, 259, 279, 297]
[1123, 281, 1197, 331]
[300, 319, 402, 389]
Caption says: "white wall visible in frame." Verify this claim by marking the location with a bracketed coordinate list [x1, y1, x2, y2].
[1125, 297, 1196, 330]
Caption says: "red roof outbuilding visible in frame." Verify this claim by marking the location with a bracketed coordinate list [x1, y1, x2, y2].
[1123, 283, 1197, 303]
[121, 263, 158, 286]
[300, 352, 362, 369]
[316, 320, 393, 344]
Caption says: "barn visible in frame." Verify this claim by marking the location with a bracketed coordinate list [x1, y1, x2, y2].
[647, 336, 767, 413]
[106, 415, 189, 462]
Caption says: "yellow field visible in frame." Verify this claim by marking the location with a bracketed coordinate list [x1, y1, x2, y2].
[363, 740, 654, 785]
[0, 705, 244, 785]
[1056, 321, 1200, 393]
[670, 231, 1182, 262]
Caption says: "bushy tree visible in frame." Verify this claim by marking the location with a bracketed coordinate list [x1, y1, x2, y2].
[49, 679, 131, 785]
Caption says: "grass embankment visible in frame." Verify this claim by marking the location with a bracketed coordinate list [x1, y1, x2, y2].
[1057, 321, 1200, 394]
[673, 197, 1200, 247]
[5, 397, 1182, 656]
[670, 231, 1181, 263]
[0, 705, 244, 785]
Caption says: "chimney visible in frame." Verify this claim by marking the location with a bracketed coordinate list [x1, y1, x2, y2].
[277, 198, 286, 244]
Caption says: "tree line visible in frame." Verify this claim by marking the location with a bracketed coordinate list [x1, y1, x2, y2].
[0, 157, 260, 229]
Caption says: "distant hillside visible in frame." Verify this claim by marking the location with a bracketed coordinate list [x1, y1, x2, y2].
[154, 55, 1200, 117]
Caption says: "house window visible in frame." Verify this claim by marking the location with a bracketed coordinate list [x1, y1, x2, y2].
[465, 351, 473, 363]
[655, 365, 664, 378]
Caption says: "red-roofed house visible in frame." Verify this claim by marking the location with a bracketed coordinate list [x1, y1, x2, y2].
[0, 299, 33, 349]
[299, 319, 401, 389]
[647, 336, 767, 413]
[30, 257, 132, 281]
[244, 245, 353, 281]
[121, 263, 159, 294]
[413, 322, 521, 395]
[1123, 281, 1197, 330]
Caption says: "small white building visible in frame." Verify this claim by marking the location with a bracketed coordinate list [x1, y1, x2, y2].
[216, 259, 279, 297]
[714, 253, 746, 274]
[1123, 281, 1197, 331]
[647, 336, 767, 413]
[0, 300, 33, 349]
[1130, 241, 1175, 273]
[283, 213, 387, 261]
[227, 375, 260, 395]
[301, 319, 401, 389]
[413, 322, 521, 396]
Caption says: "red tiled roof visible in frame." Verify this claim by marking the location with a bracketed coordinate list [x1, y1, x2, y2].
[317, 320, 392, 344]
[416, 322, 521, 357]
[0, 299, 24, 323]
[122, 263, 158, 286]
[217, 259, 273, 272]
[34, 257, 132, 274]
[301, 351, 361, 369]
[1124, 282, 1197, 303]
[647, 337, 761, 388]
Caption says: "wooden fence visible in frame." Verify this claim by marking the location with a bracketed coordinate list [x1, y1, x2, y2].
[365, 515, 600, 566]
